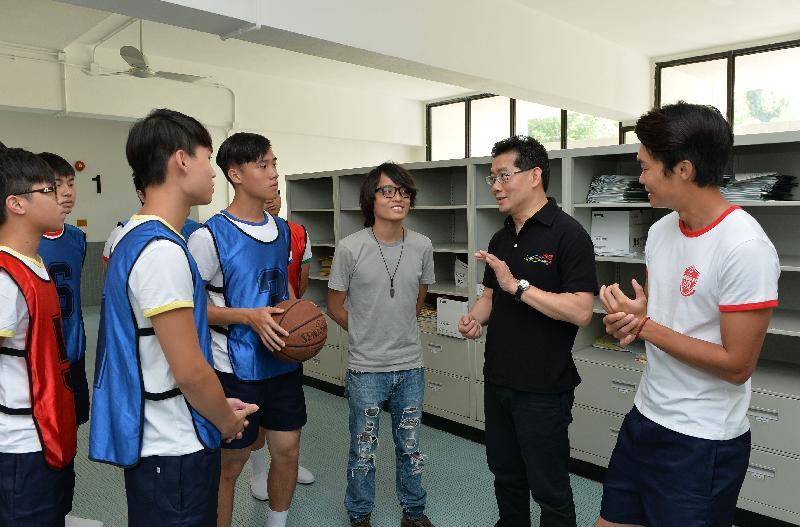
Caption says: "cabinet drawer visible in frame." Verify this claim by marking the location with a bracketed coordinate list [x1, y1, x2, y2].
[306, 344, 342, 380]
[475, 381, 485, 422]
[569, 404, 624, 464]
[575, 359, 641, 415]
[423, 369, 470, 418]
[323, 315, 338, 347]
[475, 340, 485, 381]
[739, 447, 800, 518]
[748, 392, 800, 455]
[421, 332, 470, 378]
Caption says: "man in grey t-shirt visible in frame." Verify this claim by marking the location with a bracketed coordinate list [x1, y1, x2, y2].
[328, 162, 435, 527]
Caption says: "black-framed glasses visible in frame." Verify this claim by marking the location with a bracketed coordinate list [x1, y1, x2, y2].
[375, 185, 411, 199]
[485, 168, 530, 186]
[16, 185, 56, 197]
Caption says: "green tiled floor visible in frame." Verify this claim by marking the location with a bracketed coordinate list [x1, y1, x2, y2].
[73, 307, 603, 526]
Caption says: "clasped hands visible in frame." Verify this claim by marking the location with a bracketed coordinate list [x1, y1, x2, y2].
[599, 279, 648, 347]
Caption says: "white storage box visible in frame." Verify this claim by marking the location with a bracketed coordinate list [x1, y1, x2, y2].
[591, 210, 652, 256]
[453, 259, 468, 288]
[436, 297, 468, 339]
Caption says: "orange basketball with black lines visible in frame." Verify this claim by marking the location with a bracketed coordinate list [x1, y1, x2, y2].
[272, 299, 328, 363]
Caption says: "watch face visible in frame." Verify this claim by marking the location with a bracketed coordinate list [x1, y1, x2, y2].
[519, 279, 530, 289]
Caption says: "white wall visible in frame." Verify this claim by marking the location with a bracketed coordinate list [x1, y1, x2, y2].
[0, 40, 426, 234]
[0, 109, 141, 242]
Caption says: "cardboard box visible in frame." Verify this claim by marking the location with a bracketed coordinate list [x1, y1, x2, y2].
[591, 210, 652, 256]
[436, 297, 468, 339]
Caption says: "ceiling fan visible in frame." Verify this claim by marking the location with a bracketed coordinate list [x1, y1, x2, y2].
[99, 20, 205, 83]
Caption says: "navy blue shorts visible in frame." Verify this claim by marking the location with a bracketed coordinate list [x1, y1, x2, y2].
[216, 366, 307, 449]
[0, 451, 74, 526]
[600, 405, 751, 527]
[124, 448, 220, 527]
[70, 357, 90, 426]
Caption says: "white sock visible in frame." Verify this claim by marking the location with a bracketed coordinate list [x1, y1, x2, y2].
[266, 508, 288, 527]
[249, 447, 268, 478]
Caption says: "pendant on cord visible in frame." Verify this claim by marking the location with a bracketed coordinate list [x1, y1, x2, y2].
[390, 279, 395, 298]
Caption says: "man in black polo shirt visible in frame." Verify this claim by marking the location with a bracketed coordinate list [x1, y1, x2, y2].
[459, 135, 596, 527]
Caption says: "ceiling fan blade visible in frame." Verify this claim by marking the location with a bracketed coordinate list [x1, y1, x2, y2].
[120, 45, 148, 69]
[154, 71, 205, 83]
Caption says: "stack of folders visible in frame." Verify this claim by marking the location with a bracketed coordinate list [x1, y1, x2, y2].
[586, 174, 649, 203]
[417, 305, 437, 334]
[721, 172, 798, 202]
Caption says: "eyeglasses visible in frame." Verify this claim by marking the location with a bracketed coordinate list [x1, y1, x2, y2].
[375, 185, 411, 199]
[485, 168, 530, 186]
[16, 185, 56, 197]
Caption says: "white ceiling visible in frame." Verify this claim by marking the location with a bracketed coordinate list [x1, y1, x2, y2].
[513, 0, 800, 58]
[3, 0, 799, 106]
[0, 0, 109, 49]
[0, 0, 473, 102]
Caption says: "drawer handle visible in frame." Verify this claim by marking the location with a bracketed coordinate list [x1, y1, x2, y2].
[427, 344, 443, 354]
[747, 406, 779, 424]
[427, 381, 443, 392]
[609, 427, 620, 437]
[747, 464, 776, 480]
[610, 379, 636, 394]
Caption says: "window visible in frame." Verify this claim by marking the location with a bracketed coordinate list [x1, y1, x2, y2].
[515, 101, 561, 151]
[426, 95, 622, 160]
[656, 39, 800, 135]
[566, 111, 618, 149]
[735, 46, 800, 134]
[429, 102, 466, 161]
[470, 96, 510, 157]
[660, 58, 727, 116]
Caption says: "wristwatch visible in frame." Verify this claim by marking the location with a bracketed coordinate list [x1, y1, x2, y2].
[514, 279, 530, 301]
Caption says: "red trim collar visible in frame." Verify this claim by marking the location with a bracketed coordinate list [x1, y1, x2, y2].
[43, 228, 65, 239]
[679, 205, 740, 238]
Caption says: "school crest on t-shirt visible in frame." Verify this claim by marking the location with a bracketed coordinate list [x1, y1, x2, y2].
[680, 265, 700, 297]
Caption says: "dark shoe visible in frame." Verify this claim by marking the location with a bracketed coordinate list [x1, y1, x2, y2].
[401, 514, 434, 527]
[350, 515, 371, 527]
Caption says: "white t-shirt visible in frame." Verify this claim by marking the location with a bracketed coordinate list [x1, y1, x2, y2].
[188, 211, 290, 373]
[102, 223, 124, 262]
[113, 215, 204, 457]
[634, 206, 780, 440]
[0, 247, 49, 453]
[298, 229, 312, 264]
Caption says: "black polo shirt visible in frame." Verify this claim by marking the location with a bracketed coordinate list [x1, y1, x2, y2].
[482, 197, 597, 393]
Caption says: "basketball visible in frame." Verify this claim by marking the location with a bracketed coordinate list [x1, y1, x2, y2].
[271, 299, 328, 363]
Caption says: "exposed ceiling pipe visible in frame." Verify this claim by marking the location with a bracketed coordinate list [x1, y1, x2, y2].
[90, 17, 137, 65]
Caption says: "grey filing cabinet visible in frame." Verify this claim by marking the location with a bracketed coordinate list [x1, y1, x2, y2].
[287, 132, 800, 524]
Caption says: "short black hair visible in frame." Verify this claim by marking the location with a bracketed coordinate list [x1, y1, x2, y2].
[38, 152, 75, 178]
[215, 132, 271, 184]
[359, 162, 417, 227]
[132, 172, 144, 192]
[0, 148, 55, 225]
[635, 101, 733, 188]
[126, 108, 212, 189]
[491, 135, 551, 192]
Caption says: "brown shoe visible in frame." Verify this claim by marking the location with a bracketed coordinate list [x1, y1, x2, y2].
[401, 514, 434, 527]
[350, 515, 371, 527]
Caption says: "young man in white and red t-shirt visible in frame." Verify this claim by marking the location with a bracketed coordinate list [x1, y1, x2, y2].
[595, 102, 780, 527]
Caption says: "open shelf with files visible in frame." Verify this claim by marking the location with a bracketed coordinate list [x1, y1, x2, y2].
[287, 133, 800, 523]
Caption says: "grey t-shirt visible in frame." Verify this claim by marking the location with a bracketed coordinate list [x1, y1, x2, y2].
[328, 227, 435, 372]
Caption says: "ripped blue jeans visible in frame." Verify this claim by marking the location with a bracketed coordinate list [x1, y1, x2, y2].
[344, 368, 427, 522]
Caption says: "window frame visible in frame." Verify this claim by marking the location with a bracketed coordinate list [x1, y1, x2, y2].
[654, 38, 800, 125]
[425, 95, 618, 161]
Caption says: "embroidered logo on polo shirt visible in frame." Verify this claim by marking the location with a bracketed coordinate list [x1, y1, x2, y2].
[524, 253, 554, 266]
[680, 265, 700, 296]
